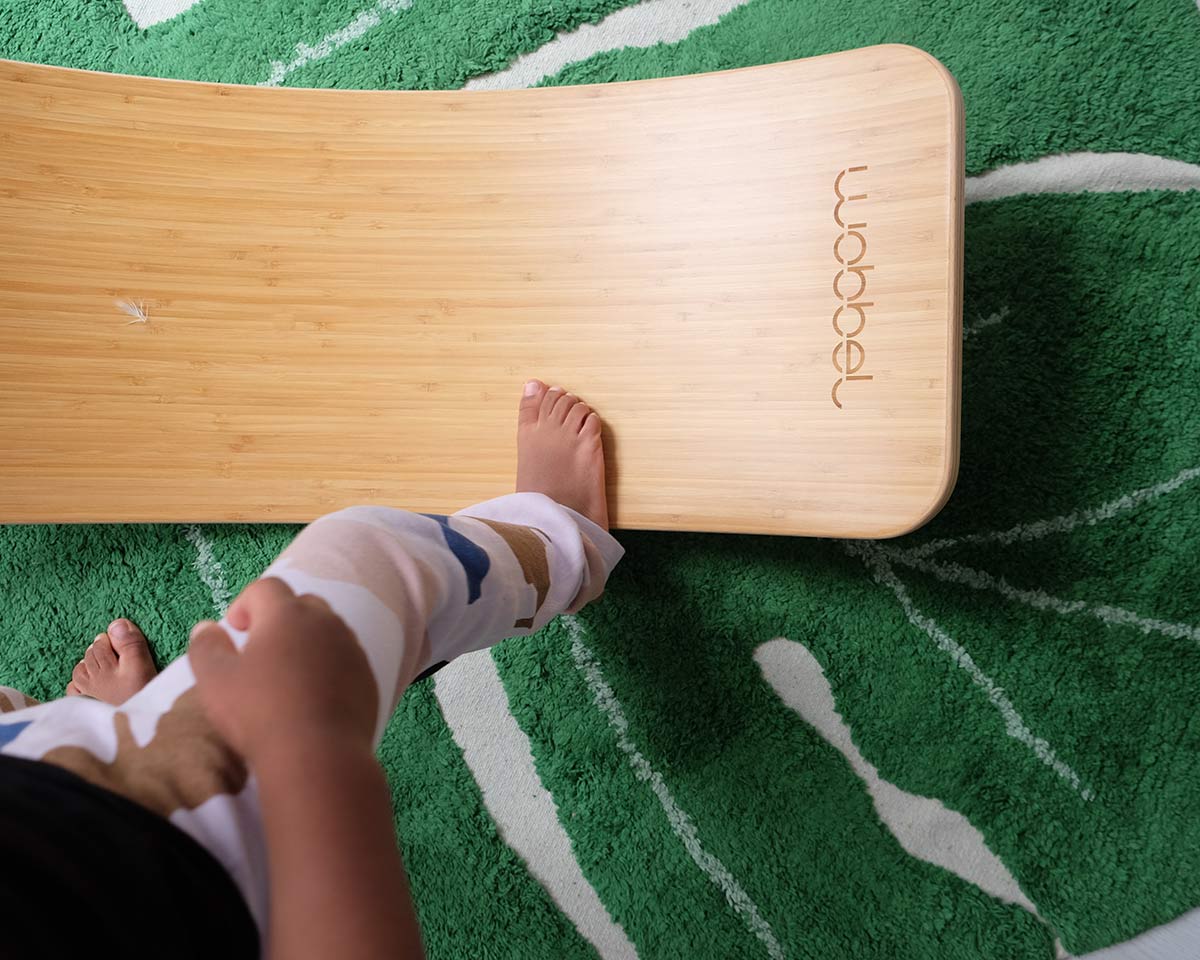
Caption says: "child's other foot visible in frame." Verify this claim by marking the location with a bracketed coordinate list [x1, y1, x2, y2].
[65, 618, 158, 705]
[516, 380, 609, 530]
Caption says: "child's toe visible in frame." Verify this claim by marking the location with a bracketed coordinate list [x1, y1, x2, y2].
[519, 380, 547, 426]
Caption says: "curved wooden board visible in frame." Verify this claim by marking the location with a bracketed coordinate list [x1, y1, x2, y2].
[0, 44, 963, 536]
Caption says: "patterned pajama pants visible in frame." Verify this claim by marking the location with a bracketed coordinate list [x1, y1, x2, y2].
[0, 492, 624, 944]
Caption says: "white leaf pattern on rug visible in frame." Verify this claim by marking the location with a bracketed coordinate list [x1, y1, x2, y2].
[435, 650, 639, 960]
[123, 0, 203, 30]
[754, 637, 1041, 917]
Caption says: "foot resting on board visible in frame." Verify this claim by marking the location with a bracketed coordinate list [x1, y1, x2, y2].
[516, 379, 609, 531]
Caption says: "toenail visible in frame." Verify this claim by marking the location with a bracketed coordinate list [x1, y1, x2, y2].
[110, 619, 131, 639]
[548, 385, 562, 393]
[524, 380, 538, 397]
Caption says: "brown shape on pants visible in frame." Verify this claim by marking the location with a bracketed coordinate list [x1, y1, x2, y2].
[41, 688, 247, 819]
[474, 518, 550, 629]
[0, 689, 37, 712]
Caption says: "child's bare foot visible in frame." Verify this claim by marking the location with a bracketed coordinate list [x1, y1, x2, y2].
[516, 380, 609, 530]
[65, 618, 158, 705]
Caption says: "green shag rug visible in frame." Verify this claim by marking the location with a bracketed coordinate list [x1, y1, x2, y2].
[2, 1, 1199, 957]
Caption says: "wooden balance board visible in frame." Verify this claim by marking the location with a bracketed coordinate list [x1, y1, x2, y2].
[0, 44, 963, 536]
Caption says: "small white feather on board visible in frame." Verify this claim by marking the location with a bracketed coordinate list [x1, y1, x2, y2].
[115, 298, 149, 324]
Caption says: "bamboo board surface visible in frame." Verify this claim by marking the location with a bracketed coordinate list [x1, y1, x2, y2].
[0, 44, 963, 535]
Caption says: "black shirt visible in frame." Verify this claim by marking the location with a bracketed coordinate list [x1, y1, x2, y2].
[0, 752, 259, 957]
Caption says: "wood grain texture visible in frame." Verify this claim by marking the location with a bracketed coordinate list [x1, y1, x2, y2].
[0, 44, 963, 536]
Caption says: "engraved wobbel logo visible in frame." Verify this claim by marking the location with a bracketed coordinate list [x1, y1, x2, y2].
[831, 166, 873, 409]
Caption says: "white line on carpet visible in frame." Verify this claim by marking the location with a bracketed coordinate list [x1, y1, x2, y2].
[885, 465, 1200, 562]
[463, 0, 752, 90]
[257, 0, 414, 88]
[181, 524, 233, 616]
[966, 152, 1200, 203]
[123, 0, 202, 30]
[846, 542, 1095, 801]
[879, 551, 1200, 645]
[567, 616, 786, 960]
[434, 650, 639, 960]
[962, 305, 1009, 341]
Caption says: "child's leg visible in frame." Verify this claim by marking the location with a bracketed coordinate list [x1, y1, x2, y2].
[0, 493, 620, 935]
[0, 379, 620, 943]
[223, 490, 622, 746]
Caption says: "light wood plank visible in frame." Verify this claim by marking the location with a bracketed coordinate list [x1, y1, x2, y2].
[0, 44, 963, 535]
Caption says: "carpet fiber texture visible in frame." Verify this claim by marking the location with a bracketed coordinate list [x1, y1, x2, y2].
[1, 1, 1199, 958]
